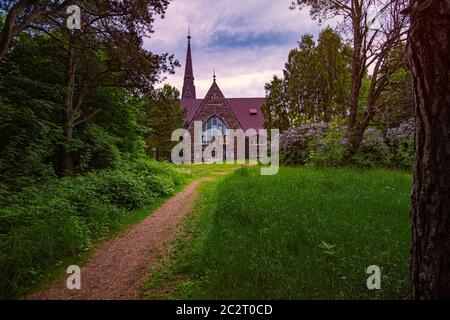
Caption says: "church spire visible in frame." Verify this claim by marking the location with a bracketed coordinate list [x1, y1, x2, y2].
[182, 28, 196, 99]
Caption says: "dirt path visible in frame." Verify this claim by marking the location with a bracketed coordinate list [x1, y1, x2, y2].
[30, 177, 212, 300]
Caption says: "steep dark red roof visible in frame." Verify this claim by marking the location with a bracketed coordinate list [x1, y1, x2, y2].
[228, 98, 266, 131]
[180, 98, 202, 125]
[181, 97, 266, 131]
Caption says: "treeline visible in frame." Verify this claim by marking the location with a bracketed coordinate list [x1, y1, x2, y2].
[0, 1, 184, 193]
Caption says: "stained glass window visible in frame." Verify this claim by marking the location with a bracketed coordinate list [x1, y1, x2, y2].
[202, 116, 229, 144]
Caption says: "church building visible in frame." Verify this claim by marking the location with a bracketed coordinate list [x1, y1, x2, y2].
[180, 32, 267, 161]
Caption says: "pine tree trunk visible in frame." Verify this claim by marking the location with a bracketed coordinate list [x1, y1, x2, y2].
[407, 0, 450, 299]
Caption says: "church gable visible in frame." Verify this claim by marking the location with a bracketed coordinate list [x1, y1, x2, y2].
[188, 80, 242, 131]
[180, 31, 265, 133]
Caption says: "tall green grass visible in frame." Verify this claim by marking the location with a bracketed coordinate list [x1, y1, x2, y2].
[143, 167, 412, 299]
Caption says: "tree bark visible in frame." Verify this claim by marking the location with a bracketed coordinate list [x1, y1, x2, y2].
[61, 36, 77, 175]
[344, 0, 409, 159]
[347, 18, 364, 150]
[407, 0, 450, 299]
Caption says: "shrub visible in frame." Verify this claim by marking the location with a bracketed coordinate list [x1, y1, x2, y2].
[280, 122, 348, 167]
[279, 128, 309, 166]
[385, 121, 415, 169]
[280, 121, 412, 168]
[279, 123, 329, 166]
[353, 127, 391, 168]
[142, 174, 176, 196]
[308, 122, 348, 167]
[121, 158, 187, 187]
[96, 170, 154, 210]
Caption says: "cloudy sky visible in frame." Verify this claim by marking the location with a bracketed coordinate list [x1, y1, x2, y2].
[145, 0, 332, 98]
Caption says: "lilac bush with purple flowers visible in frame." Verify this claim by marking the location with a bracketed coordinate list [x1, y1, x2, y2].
[385, 120, 415, 169]
[279, 128, 310, 165]
[280, 120, 415, 168]
[353, 127, 391, 168]
[280, 121, 347, 166]
[308, 122, 348, 167]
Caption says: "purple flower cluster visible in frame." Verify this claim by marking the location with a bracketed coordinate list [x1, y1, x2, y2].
[280, 128, 306, 146]
[386, 121, 415, 141]
[279, 122, 341, 165]
[362, 127, 386, 148]
[279, 128, 310, 165]
[339, 138, 348, 146]
[385, 120, 415, 169]
[280, 120, 415, 168]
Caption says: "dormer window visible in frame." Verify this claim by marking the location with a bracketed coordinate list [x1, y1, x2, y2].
[249, 108, 258, 115]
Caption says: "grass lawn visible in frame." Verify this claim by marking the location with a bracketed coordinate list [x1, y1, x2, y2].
[141, 166, 412, 300]
[177, 163, 243, 179]
[122, 163, 241, 226]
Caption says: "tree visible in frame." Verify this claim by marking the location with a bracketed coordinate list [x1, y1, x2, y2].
[406, 0, 450, 299]
[262, 28, 351, 129]
[0, 0, 70, 61]
[292, 0, 409, 158]
[139, 85, 185, 160]
[0, 32, 64, 189]
[0, 30, 149, 189]
[36, 2, 174, 174]
[304, 28, 351, 122]
[1, 1, 178, 174]
[262, 75, 291, 131]
[373, 48, 414, 131]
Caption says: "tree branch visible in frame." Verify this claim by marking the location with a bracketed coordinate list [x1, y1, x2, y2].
[73, 108, 101, 127]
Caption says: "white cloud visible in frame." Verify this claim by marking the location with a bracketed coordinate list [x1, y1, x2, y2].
[145, 0, 330, 97]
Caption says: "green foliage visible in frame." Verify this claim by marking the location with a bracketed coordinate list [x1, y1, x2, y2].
[263, 28, 351, 129]
[376, 81, 414, 129]
[95, 170, 154, 210]
[82, 87, 148, 158]
[142, 167, 411, 300]
[0, 34, 63, 189]
[140, 85, 185, 160]
[308, 122, 348, 167]
[144, 174, 176, 196]
[0, 0, 185, 300]
[0, 158, 187, 299]
[262, 76, 291, 131]
[352, 128, 391, 168]
[122, 158, 188, 187]
[77, 124, 122, 172]
[385, 121, 415, 169]
[280, 122, 410, 169]
[0, 32, 152, 190]
[280, 122, 346, 166]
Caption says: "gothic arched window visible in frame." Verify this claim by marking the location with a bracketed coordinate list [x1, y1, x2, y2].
[202, 116, 229, 144]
